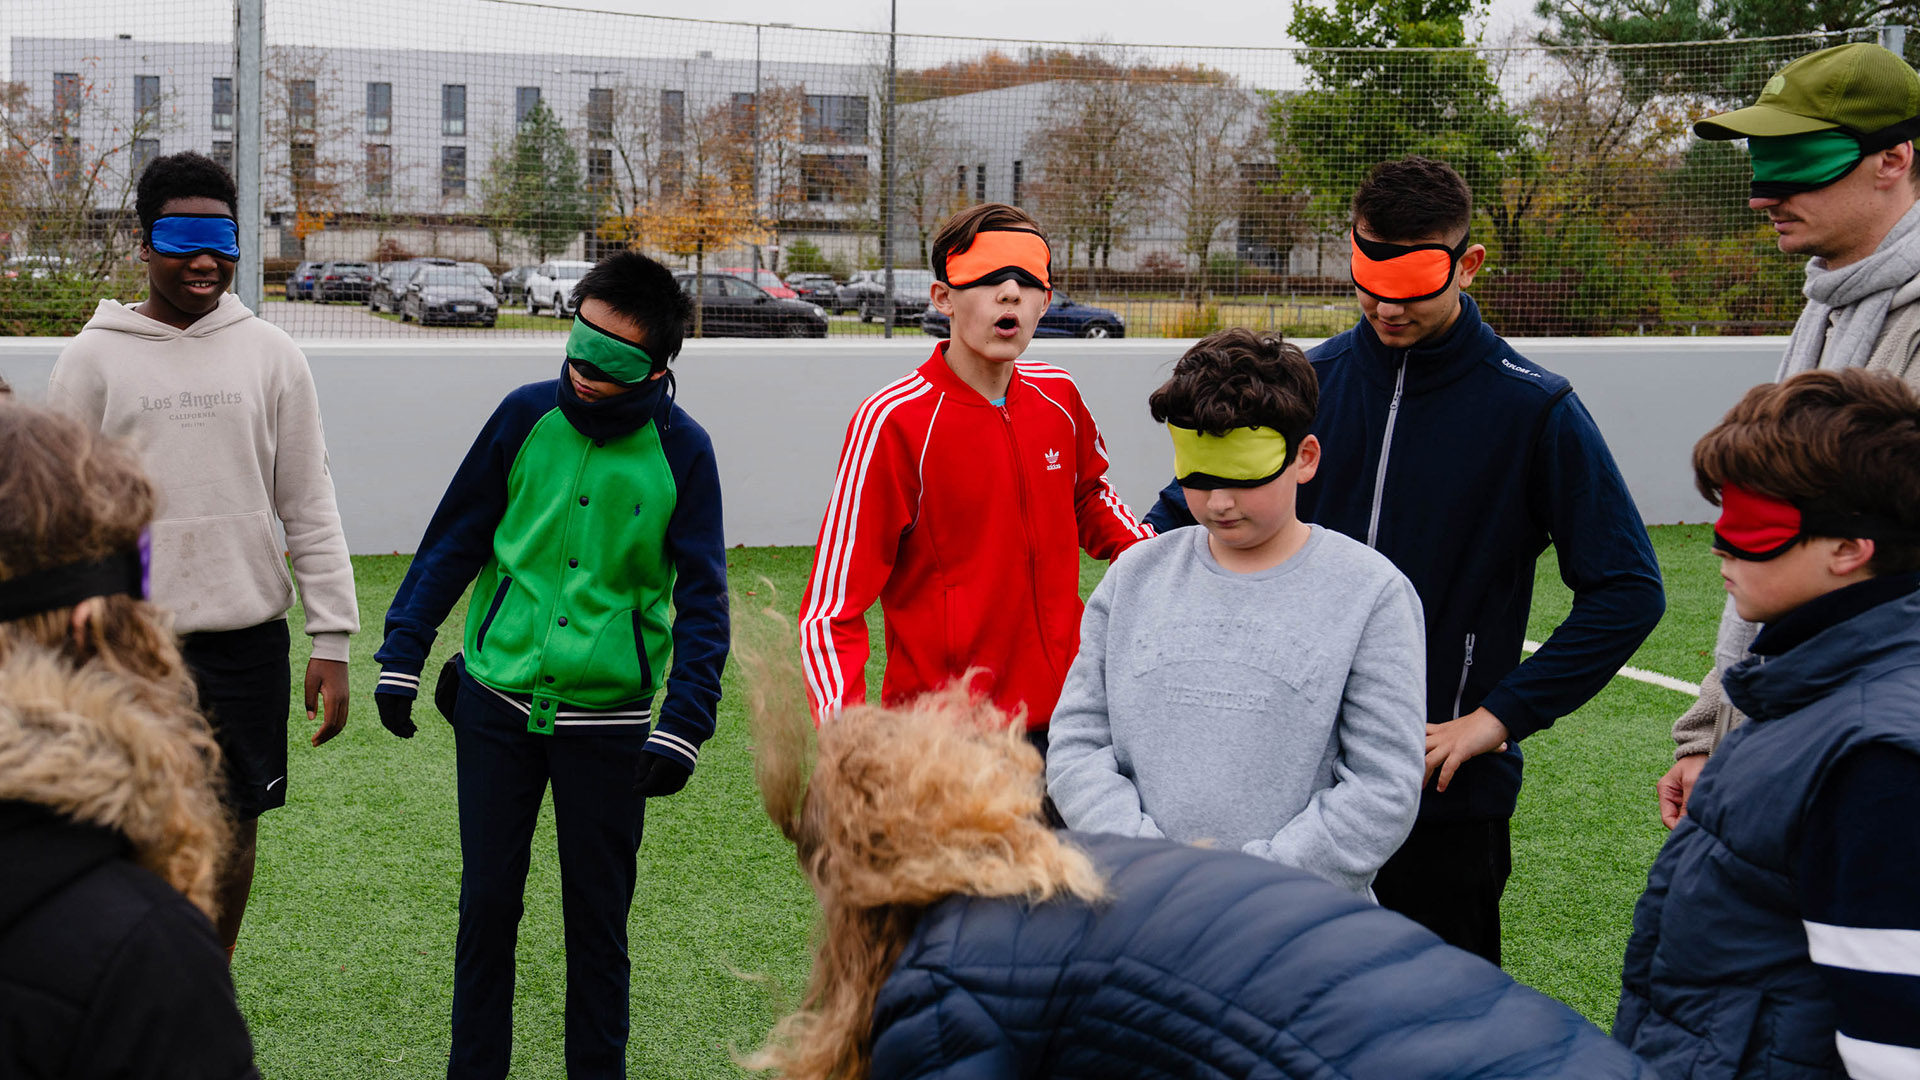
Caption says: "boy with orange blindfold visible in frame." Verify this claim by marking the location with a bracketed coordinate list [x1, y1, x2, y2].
[799, 203, 1153, 752]
[1145, 157, 1665, 965]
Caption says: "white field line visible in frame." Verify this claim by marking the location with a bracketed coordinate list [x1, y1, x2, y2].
[1521, 640, 1701, 698]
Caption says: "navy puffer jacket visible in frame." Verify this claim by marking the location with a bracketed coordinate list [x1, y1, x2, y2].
[871, 833, 1651, 1079]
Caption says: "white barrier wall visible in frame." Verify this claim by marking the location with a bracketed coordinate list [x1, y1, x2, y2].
[1, 335, 1783, 553]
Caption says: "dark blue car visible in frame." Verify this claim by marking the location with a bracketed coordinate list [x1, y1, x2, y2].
[283, 261, 321, 301]
[920, 294, 1126, 339]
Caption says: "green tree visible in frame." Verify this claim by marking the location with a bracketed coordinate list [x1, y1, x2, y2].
[481, 99, 589, 262]
[1275, 0, 1539, 256]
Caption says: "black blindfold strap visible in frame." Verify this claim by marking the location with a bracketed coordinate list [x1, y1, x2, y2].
[0, 551, 145, 623]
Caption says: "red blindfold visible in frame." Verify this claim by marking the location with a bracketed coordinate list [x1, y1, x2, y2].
[1713, 483, 1916, 561]
[1350, 229, 1471, 304]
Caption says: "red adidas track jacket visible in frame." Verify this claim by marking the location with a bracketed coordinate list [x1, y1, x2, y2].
[800, 345, 1153, 729]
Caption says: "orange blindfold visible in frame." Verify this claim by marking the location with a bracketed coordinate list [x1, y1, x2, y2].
[941, 228, 1052, 290]
[1349, 230, 1471, 304]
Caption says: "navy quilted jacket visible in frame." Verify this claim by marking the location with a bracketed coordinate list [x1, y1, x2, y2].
[870, 833, 1652, 1079]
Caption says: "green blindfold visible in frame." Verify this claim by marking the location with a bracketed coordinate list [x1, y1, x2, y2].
[1748, 129, 1865, 197]
[567, 313, 658, 385]
[1169, 424, 1292, 489]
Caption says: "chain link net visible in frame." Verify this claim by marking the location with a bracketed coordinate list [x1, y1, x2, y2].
[1, 2, 1890, 338]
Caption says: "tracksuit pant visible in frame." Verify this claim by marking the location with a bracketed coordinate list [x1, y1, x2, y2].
[447, 673, 648, 1079]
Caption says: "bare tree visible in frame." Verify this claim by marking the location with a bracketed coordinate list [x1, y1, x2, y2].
[1144, 77, 1255, 299]
[1025, 74, 1156, 283]
[263, 48, 358, 259]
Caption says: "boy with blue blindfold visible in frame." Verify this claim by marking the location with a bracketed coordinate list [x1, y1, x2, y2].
[1663, 43, 1920, 830]
[373, 251, 729, 1079]
[48, 150, 360, 964]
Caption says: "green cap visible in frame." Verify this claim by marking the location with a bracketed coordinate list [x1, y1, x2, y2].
[1695, 43, 1920, 140]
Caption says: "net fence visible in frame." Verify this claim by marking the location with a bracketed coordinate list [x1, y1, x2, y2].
[0, 1, 1900, 339]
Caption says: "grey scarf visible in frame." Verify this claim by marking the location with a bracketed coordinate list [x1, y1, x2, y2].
[1779, 200, 1920, 378]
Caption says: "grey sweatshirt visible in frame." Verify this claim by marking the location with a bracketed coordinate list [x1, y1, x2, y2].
[48, 295, 359, 661]
[1047, 525, 1426, 895]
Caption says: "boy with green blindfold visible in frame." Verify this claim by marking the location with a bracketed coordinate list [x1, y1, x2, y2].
[1663, 43, 1920, 832]
[1047, 328, 1428, 898]
[372, 251, 731, 1078]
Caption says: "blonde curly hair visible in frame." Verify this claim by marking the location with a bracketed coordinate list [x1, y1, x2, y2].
[740, 608, 1104, 1079]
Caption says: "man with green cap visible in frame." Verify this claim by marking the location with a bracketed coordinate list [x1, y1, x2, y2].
[1660, 41, 1920, 828]
[371, 250, 730, 1079]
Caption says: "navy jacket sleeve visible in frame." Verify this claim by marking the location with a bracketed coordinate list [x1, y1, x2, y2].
[373, 386, 545, 698]
[1482, 391, 1664, 740]
[870, 969, 1023, 1080]
[1795, 743, 1920, 1074]
[1142, 476, 1195, 534]
[645, 405, 730, 770]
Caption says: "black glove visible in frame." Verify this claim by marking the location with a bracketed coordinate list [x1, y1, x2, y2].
[375, 691, 416, 739]
[433, 653, 463, 722]
[633, 750, 692, 799]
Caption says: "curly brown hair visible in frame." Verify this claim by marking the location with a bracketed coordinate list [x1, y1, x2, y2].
[1148, 327, 1318, 471]
[737, 605, 1104, 1080]
[1693, 369, 1920, 574]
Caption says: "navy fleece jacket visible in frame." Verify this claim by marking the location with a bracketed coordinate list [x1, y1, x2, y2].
[1146, 296, 1664, 820]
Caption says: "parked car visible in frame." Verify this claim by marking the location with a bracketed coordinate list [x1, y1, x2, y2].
[283, 261, 322, 300]
[398, 266, 498, 327]
[497, 265, 537, 306]
[2, 254, 72, 280]
[786, 272, 838, 304]
[715, 267, 796, 299]
[673, 272, 827, 338]
[368, 257, 455, 313]
[313, 261, 375, 303]
[524, 260, 594, 316]
[456, 261, 498, 297]
[920, 294, 1126, 339]
[836, 269, 933, 324]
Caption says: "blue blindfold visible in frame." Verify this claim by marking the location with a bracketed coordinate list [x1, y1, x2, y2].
[149, 214, 240, 260]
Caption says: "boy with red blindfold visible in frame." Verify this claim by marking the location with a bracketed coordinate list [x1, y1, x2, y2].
[1145, 157, 1665, 965]
[1617, 368, 1920, 1079]
[799, 203, 1152, 749]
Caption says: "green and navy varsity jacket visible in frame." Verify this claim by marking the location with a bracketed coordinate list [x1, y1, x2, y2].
[374, 366, 728, 771]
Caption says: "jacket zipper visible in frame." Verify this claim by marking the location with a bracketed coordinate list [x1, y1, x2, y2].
[1451, 632, 1477, 719]
[1367, 357, 1413, 549]
[1366, 355, 1407, 549]
[999, 401, 1059, 674]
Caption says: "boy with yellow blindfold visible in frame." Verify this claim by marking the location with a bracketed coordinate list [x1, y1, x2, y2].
[1048, 329, 1427, 897]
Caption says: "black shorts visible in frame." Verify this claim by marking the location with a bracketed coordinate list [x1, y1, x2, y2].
[181, 619, 292, 821]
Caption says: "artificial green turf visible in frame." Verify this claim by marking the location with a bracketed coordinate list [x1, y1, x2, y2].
[249, 524, 1724, 1075]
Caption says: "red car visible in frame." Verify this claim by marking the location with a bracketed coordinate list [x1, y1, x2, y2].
[714, 267, 796, 299]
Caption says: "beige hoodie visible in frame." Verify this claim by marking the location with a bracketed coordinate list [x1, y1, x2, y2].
[47, 294, 358, 661]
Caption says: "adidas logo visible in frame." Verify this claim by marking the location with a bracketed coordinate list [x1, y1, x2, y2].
[1044, 448, 1063, 471]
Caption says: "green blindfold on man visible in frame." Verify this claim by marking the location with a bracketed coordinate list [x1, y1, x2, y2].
[566, 313, 658, 385]
[1747, 129, 1869, 198]
[1168, 424, 1294, 489]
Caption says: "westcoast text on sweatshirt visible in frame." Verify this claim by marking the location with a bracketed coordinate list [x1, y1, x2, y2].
[47, 295, 359, 661]
[1047, 525, 1427, 895]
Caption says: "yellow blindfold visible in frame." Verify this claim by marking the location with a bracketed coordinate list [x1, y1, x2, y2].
[1169, 424, 1292, 489]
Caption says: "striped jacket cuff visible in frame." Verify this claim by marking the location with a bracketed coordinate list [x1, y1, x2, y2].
[375, 668, 422, 700]
[644, 728, 701, 770]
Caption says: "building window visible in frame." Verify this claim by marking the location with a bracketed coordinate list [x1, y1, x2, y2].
[52, 136, 81, 188]
[587, 147, 613, 191]
[442, 84, 466, 137]
[212, 77, 234, 131]
[132, 138, 159, 176]
[1012, 160, 1023, 206]
[289, 141, 316, 201]
[956, 164, 966, 197]
[804, 94, 868, 142]
[288, 79, 315, 132]
[53, 72, 81, 121]
[659, 90, 684, 142]
[587, 87, 613, 139]
[974, 163, 986, 202]
[366, 143, 392, 197]
[211, 140, 233, 173]
[516, 86, 541, 130]
[441, 145, 466, 197]
[802, 153, 866, 203]
[135, 75, 161, 119]
[730, 91, 755, 136]
[367, 82, 391, 135]
[659, 149, 683, 197]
